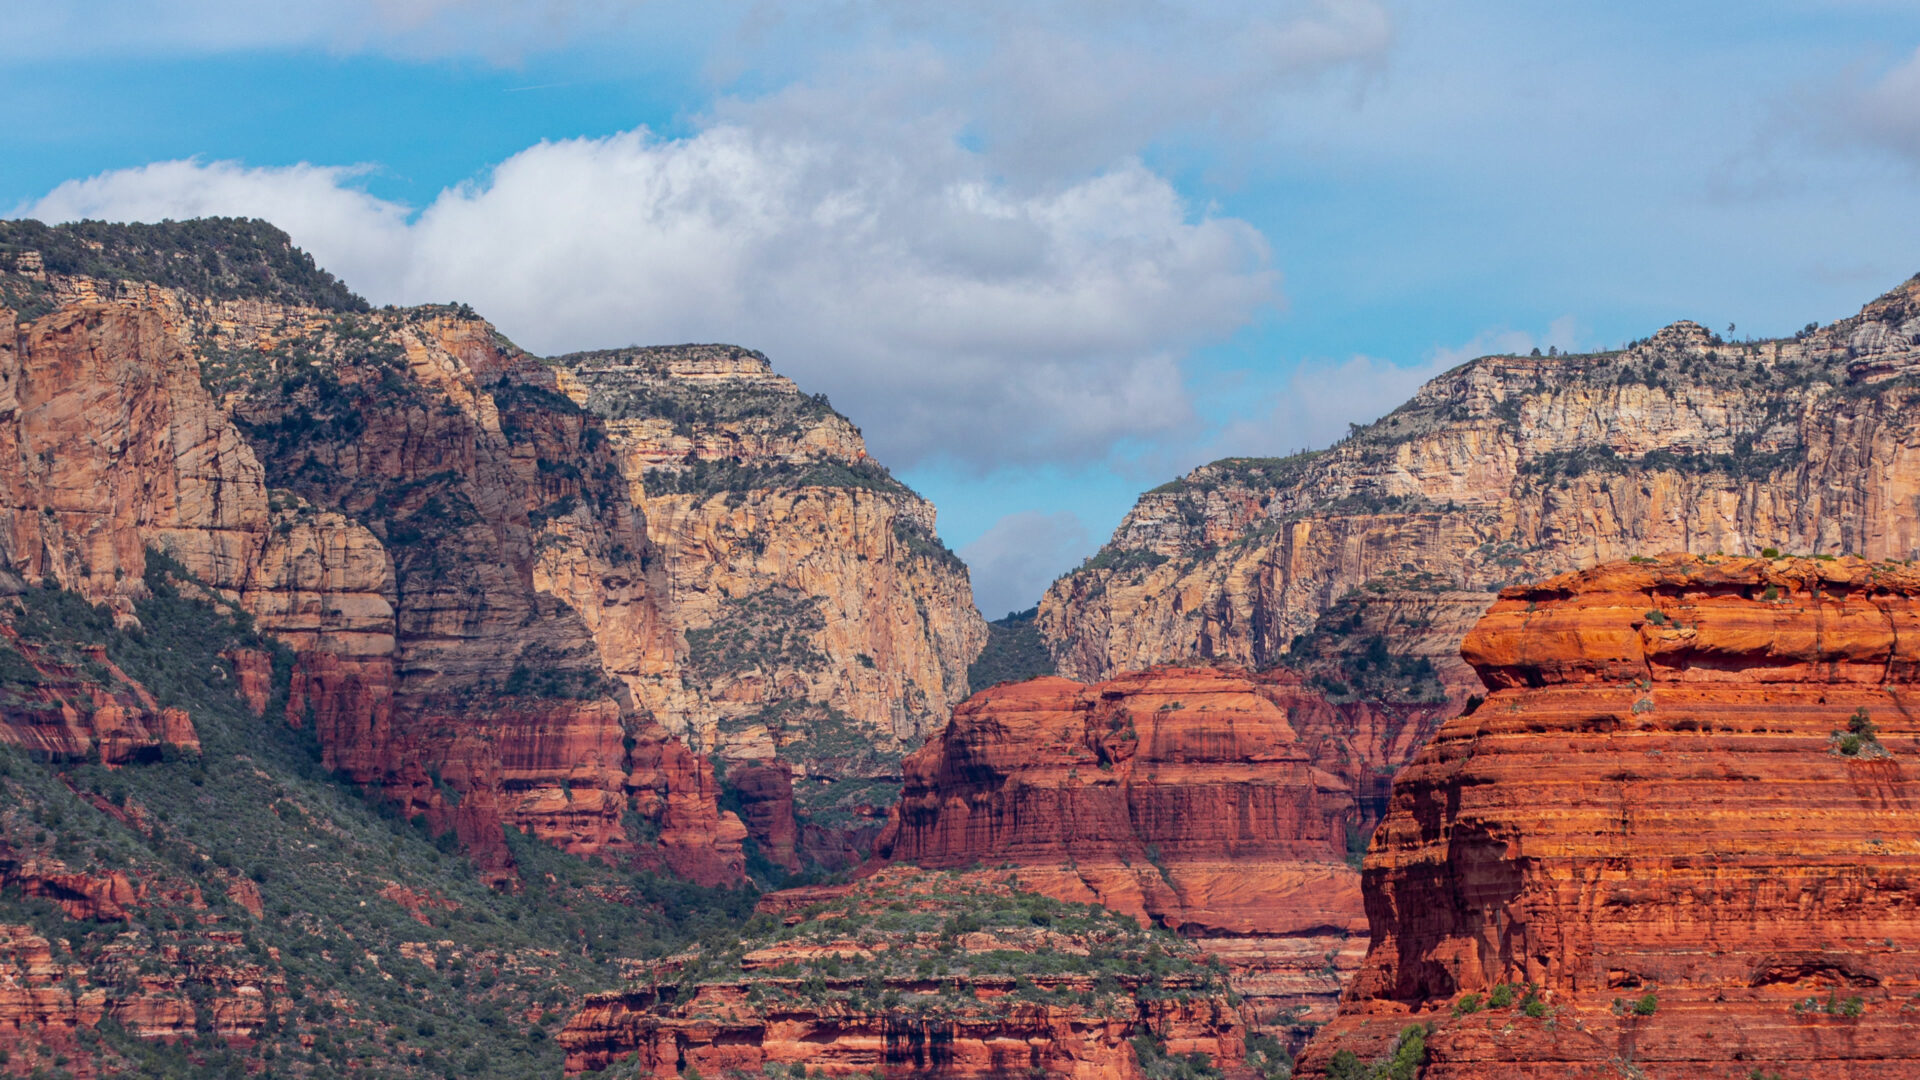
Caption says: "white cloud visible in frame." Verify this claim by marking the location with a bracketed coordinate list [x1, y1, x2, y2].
[1838, 45, 1920, 160]
[21, 128, 1273, 468]
[1203, 353, 1449, 463]
[959, 509, 1092, 618]
[716, 1, 1392, 181]
[1426, 315, 1580, 369]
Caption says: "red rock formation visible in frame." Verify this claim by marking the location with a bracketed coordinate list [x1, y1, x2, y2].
[221, 647, 275, 717]
[876, 667, 1412, 1030]
[0, 921, 287, 1075]
[558, 867, 1247, 1078]
[0, 842, 138, 922]
[1299, 554, 1920, 1079]
[725, 759, 801, 871]
[0, 276, 745, 886]
[0, 924, 104, 1077]
[0, 628, 200, 765]
[377, 882, 460, 926]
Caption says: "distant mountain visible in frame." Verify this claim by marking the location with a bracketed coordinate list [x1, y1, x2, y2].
[1044, 278, 1920, 706]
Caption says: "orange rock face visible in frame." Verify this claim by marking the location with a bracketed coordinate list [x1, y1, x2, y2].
[1300, 555, 1920, 1079]
[0, 627, 200, 765]
[874, 667, 1440, 1031]
[0, 271, 745, 886]
[557, 867, 1247, 1079]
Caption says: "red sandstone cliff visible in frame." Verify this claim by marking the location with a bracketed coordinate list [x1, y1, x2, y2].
[0, 235, 756, 885]
[1299, 554, 1920, 1079]
[873, 667, 1447, 1031]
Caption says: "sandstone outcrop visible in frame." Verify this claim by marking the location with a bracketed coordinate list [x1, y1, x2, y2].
[557, 867, 1247, 1078]
[0, 626, 200, 765]
[1299, 554, 1920, 1078]
[0, 919, 290, 1077]
[556, 346, 986, 839]
[874, 667, 1448, 1031]
[1044, 281, 1920, 708]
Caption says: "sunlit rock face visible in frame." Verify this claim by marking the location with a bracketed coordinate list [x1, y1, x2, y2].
[875, 665, 1454, 1033]
[0, 224, 739, 884]
[1044, 279, 1920, 713]
[1298, 554, 1920, 1079]
[553, 345, 986, 851]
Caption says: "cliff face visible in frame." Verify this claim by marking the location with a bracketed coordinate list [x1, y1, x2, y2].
[1044, 281, 1920, 702]
[0, 218, 981, 886]
[557, 866, 1248, 1079]
[555, 346, 986, 840]
[873, 667, 1449, 1033]
[1300, 555, 1920, 1079]
[0, 244, 747, 885]
[0, 512, 785, 1079]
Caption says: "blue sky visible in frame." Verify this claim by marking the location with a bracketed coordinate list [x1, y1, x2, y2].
[7, 1, 1920, 616]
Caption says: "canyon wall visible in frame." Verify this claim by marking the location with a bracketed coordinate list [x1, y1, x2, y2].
[1043, 280, 1920, 705]
[0, 218, 985, 882]
[1299, 554, 1920, 1079]
[874, 666, 1451, 1033]
[555, 346, 985, 840]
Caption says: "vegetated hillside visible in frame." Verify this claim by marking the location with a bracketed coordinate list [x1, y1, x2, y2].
[964, 607, 1056, 691]
[0, 218, 367, 318]
[559, 866, 1271, 1078]
[1042, 279, 1920, 708]
[1299, 554, 1920, 1079]
[0, 558, 755, 1079]
[552, 345, 986, 847]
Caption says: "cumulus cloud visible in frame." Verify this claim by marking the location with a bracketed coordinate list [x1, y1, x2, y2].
[959, 510, 1093, 618]
[724, 0, 1393, 180]
[22, 128, 1273, 468]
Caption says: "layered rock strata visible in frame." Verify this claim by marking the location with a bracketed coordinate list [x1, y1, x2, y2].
[557, 867, 1247, 1078]
[874, 667, 1449, 1030]
[1045, 279, 1920, 704]
[1299, 554, 1920, 1079]
[555, 346, 985, 841]
[0, 220, 748, 885]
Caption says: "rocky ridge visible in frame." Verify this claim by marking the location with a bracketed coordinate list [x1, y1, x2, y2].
[1043, 280, 1920, 704]
[557, 866, 1257, 1079]
[1300, 554, 1920, 1078]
